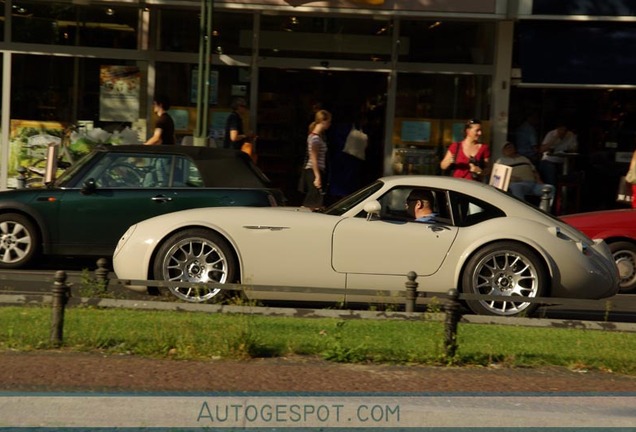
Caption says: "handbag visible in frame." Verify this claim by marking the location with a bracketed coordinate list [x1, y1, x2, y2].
[342, 126, 368, 160]
[616, 176, 633, 204]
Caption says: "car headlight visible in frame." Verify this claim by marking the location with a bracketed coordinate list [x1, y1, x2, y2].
[114, 224, 137, 256]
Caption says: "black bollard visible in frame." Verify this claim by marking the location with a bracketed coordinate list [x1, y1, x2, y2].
[444, 288, 462, 359]
[95, 258, 110, 293]
[50, 270, 70, 348]
[404, 271, 418, 313]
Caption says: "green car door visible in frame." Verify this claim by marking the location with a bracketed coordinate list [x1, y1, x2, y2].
[54, 153, 195, 255]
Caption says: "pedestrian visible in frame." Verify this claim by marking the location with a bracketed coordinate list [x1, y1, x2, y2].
[495, 141, 555, 207]
[223, 97, 252, 150]
[538, 121, 578, 186]
[627, 148, 636, 209]
[439, 119, 490, 181]
[326, 105, 368, 203]
[301, 109, 332, 209]
[144, 95, 176, 145]
[515, 112, 541, 166]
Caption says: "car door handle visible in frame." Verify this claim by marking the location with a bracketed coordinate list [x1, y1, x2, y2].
[151, 195, 173, 203]
[427, 225, 450, 232]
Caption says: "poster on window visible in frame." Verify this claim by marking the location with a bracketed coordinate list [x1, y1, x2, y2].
[99, 65, 140, 122]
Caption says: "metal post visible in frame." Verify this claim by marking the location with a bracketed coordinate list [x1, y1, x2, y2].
[404, 271, 418, 313]
[50, 271, 70, 348]
[16, 167, 26, 189]
[444, 288, 462, 359]
[540, 185, 552, 213]
[95, 258, 110, 293]
[194, 0, 213, 145]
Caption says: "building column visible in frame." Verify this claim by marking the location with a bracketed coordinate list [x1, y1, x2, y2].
[490, 20, 514, 161]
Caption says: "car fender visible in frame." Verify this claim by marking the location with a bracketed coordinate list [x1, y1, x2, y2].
[449, 218, 560, 288]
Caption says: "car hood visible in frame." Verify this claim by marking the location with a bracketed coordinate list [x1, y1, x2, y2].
[561, 208, 636, 240]
[561, 208, 636, 226]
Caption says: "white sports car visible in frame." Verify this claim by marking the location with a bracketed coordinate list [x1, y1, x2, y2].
[113, 176, 619, 316]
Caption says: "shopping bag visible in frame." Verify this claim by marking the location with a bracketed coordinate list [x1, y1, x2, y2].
[241, 141, 257, 163]
[489, 163, 513, 191]
[616, 176, 633, 204]
[342, 127, 368, 160]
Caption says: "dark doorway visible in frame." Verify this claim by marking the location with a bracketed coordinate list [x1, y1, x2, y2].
[256, 68, 387, 205]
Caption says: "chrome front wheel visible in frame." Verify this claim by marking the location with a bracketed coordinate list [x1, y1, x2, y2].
[152, 229, 236, 302]
[462, 242, 547, 316]
[609, 241, 636, 293]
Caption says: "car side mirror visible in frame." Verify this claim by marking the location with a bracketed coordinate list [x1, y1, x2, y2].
[81, 178, 97, 195]
[363, 200, 381, 221]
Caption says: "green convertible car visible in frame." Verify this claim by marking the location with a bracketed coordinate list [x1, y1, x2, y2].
[0, 144, 284, 269]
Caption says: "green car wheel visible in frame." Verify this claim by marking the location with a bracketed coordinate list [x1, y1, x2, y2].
[0, 213, 39, 269]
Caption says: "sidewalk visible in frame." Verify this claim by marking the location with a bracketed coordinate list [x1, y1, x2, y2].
[2, 351, 636, 393]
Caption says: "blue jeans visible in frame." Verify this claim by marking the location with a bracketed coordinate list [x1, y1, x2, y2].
[508, 181, 555, 207]
[539, 160, 561, 187]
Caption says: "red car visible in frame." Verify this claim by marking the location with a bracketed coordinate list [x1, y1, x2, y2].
[561, 209, 636, 293]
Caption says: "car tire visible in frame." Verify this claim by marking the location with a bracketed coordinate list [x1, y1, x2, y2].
[0, 213, 39, 269]
[461, 241, 547, 316]
[152, 228, 237, 302]
[608, 240, 636, 294]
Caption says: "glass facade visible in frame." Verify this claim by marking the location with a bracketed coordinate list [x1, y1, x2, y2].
[12, 1, 139, 48]
[398, 20, 495, 64]
[0, 1, 503, 199]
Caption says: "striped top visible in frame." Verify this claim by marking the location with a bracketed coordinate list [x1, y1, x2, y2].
[304, 133, 327, 171]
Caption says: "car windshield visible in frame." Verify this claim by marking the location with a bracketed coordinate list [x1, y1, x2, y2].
[53, 151, 95, 187]
[322, 180, 384, 216]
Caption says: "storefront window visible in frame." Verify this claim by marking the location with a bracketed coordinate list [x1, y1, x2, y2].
[160, 10, 252, 56]
[158, 8, 199, 53]
[258, 14, 393, 62]
[392, 73, 492, 175]
[11, 54, 143, 128]
[153, 62, 247, 143]
[12, 1, 138, 49]
[399, 20, 494, 64]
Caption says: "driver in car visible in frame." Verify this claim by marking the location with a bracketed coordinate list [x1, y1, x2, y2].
[406, 189, 438, 223]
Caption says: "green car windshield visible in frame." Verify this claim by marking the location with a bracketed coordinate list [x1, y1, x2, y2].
[54, 152, 95, 187]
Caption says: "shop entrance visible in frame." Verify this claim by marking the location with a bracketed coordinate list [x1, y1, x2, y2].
[256, 68, 388, 205]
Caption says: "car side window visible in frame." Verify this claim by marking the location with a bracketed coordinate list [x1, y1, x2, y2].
[375, 187, 451, 224]
[173, 157, 204, 187]
[449, 191, 505, 227]
[83, 154, 172, 188]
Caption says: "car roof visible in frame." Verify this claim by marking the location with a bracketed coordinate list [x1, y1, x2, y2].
[93, 144, 272, 188]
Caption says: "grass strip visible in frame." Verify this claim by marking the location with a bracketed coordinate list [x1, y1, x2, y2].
[1, 305, 635, 375]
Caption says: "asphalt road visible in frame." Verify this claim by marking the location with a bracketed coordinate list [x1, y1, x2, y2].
[1, 257, 636, 323]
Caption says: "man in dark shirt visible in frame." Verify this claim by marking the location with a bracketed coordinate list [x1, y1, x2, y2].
[224, 97, 249, 150]
[145, 95, 176, 145]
